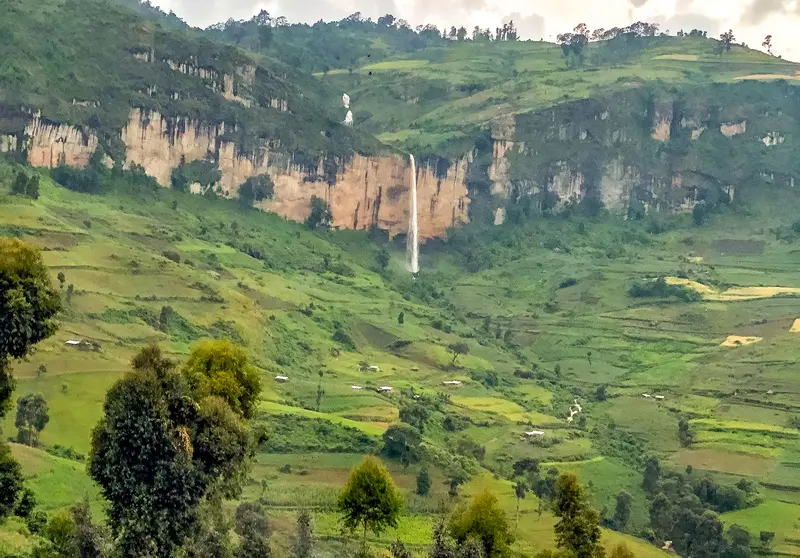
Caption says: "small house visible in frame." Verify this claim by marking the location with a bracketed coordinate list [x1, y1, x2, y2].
[66, 339, 100, 352]
[368, 365, 380, 372]
[443, 380, 462, 386]
[525, 430, 545, 437]
[274, 376, 289, 383]
[351, 385, 363, 390]
[377, 386, 393, 393]
[410, 366, 420, 372]
[642, 394, 652, 398]
[655, 395, 665, 401]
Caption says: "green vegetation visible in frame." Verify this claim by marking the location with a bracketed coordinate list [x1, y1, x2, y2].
[2, 3, 800, 555]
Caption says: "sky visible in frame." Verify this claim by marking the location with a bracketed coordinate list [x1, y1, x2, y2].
[149, 0, 800, 60]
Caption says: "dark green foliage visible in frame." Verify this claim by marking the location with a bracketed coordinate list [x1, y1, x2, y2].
[553, 473, 604, 558]
[15, 393, 50, 447]
[416, 469, 431, 496]
[382, 423, 422, 467]
[449, 491, 513, 558]
[630, 277, 702, 302]
[71, 497, 107, 558]
[259, 414, 378, 453]
[558, 278, 578, 289]
[338, 457, 402, 549]
[429, 520, 455, 558]
[533, 469, 560, 518]
[10, 172, 27, 195]
[9, 172, 39, 199]
[447, 342, 469, 365]
[238, 174, 275, 206]
[399, 402, 430, 432]
[292, 510, 314, 558]
[390, 540, 412, 558]
[0, 239, 61, 417]
[759, 531, 775, 549]
[162, 250, 181, 263]
[397, 312, 404, 325]
[642, 457, 660, 493]
[89, 344, 258, 557]
[14, 487, 36, 519]
[0, 446, 24, 521]
[205, 11, 447, 74]
[455, 438, 486, 463]
[375, 248, 390, 270]
[613, 491, 632, 530]
[593, 385, 607, 402]
[171, 160, 222, 194]
[443, 413, 469, 432]
[332, 323, 356, 351]
[234, 502, 270, 558]
[678, 418, 694, 447]
[305, 196, 333, 229]
[512, 458, 540, 478]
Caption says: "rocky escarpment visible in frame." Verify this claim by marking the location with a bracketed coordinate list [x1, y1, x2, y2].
[0, 110, 469, 239]
[490, 82, 800, 217]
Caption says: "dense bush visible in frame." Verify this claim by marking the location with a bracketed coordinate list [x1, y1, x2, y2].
[260, 414, 378, 453]
[629, 277, 702, 302]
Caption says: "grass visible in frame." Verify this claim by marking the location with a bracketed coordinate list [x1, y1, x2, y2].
[1, 160, 800, 555]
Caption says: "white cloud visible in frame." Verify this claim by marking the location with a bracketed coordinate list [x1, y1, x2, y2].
[149, 0, 800, 60]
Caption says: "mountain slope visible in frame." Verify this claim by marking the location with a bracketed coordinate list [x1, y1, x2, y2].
[0, 0, 382, 163]
[323, 35, 800, 155]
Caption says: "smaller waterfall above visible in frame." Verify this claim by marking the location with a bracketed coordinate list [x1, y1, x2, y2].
[407, 154, 419, 274]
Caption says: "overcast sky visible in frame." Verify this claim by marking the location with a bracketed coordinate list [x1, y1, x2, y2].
[150, 0, 800, 60]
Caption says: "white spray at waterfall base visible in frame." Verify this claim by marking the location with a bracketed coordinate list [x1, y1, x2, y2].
[407, 154, 419, 274]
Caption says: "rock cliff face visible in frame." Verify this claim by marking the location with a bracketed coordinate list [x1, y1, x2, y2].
[1, 110, 469, 239]
[491, 84, 800, 214]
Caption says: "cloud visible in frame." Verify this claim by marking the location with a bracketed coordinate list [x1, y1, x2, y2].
[654, 12, 720, 35]
[502, 12, 545, 41]
[739, 0, 789, 25]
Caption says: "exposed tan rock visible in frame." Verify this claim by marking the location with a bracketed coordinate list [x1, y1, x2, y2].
[651, 118, 671, 142]
[489, 139, 518, 196]
[720, 121, 747, 137]
[4, 109, 469, 240]
[25, 116, 98, 168]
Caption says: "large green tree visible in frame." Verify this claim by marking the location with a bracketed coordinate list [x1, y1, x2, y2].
[234, 502, 271, 557]
[382, 423, 422, 467]
[89, 343, 260, 557]
[182, 339, 262, 419]
[553, 473, 604, 558]
[0, 239, 60, 523]
[337, 456, 403, 551]
[15, 393, 50, 447]
[449, 491, 513, 557]
[0, 239, 61, 417]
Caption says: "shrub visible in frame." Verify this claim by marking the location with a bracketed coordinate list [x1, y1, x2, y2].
[162, 250, 181, 263]
[629, 277, 701, 302]
[559, 277, 578, 289]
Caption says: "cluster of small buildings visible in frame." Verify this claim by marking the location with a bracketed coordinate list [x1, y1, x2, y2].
[642, 393, 666, 401]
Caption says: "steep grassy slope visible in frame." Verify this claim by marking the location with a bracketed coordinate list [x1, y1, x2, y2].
[322, 36, 800, 155]
[1, 152, 800, 555]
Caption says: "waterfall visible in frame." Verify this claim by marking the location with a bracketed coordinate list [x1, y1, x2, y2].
[407, 154, 419, 274]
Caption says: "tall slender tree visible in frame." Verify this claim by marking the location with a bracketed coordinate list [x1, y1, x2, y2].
[553, 473, 604, 558]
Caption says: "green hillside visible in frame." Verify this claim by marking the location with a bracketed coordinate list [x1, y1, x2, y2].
[0, 0, 383, 165]
[2, 152, 800, 555]
[2, 2, 800, 557]
[322, 35, 800, 155]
